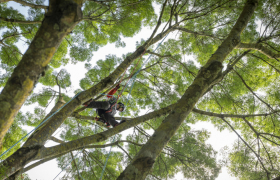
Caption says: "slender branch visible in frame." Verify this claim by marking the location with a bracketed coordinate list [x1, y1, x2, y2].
[70, 152, 82, 180]
[220, 117, 270, 177]
[145, 0, 168, 44]
[83, 153, 98, 179]
[259, 133, 280, 140]
[22, 154, 60, 173]
[250, 54, 280, 73]
[192, 108, 277, 118]
[259, 139, 275, 170]
[242, 117, 259, 135]
[12, 0, 48, 10]
[145, 50, 196, 76]
[117, 145, 132, 160]
[260, 135, 280, 146]
[175, 27, 223, 40]
[0, 31, 31, 44]
[179, 0, 234, 23]
[234, 70, 278, 114]
[0, 17, 41, 24]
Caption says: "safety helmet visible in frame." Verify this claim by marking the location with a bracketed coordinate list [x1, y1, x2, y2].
[117, 102, 125, 111]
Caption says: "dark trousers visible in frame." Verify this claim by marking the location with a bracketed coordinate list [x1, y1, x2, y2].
[87, 101, 118, 127]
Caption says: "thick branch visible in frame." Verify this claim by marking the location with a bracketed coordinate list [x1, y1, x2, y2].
[72, 114, 132, 121]
[237, 42, 280, 59]
[33, 104, 173, 160]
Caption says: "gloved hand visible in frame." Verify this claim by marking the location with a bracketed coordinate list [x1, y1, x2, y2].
[115, 84, 120, 90]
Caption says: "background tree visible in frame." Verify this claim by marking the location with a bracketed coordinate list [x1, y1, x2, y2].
[0, 0, 280, 180]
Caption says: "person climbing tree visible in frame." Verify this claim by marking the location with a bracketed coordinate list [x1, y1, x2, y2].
[83, 84, 126, 127]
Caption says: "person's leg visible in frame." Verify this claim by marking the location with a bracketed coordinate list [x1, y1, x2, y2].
[102, 113, 118, 127]
[98, 113, 111, 127]
[87, 101, 110, 109]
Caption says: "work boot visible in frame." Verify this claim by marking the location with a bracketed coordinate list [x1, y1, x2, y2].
[105, 122, 111, 127]
[83, 98, 93, 106]
[114, 120, 126, 127]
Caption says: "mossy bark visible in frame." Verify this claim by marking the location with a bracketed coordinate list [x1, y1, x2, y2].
[0, 0, 83, 149]
[117, 0, 259, 179]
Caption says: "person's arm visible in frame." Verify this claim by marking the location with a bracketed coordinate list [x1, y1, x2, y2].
[107, 84, 120, 98]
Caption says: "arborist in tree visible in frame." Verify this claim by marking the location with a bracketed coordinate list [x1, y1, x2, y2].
[83, 84, 126, 127]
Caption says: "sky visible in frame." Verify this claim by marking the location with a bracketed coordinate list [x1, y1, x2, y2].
[3, 1, 238, 180]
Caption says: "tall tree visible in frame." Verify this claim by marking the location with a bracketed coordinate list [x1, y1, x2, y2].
[0, 0, 154, 149]
[1, 0, 280, 179]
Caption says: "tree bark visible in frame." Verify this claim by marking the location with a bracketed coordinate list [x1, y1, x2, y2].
[0, 0, 83, 150]
[117, 0, 259, 179]
[237, 42, 280, 59]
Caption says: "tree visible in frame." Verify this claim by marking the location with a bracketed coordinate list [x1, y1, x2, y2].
[1, 0, 280, 179]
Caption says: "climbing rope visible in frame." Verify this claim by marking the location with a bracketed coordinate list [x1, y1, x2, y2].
[0, 92, 82, 160]
[98, 32, 171, 180]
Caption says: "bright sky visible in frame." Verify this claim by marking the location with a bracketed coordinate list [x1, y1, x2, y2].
[4, 2, 238, 180]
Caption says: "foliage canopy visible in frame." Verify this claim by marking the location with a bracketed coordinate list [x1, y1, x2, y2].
[0, 0, 280, 179]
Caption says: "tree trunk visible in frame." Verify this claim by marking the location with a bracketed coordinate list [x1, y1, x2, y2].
[0, 0, 83, 149]
[117, 0, 259, 179]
